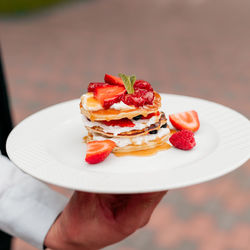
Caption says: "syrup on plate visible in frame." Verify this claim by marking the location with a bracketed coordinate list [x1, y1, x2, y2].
[113, 129, 176, 157]
[113, 142, 172, 157]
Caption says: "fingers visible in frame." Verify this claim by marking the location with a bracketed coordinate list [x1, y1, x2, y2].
[137, 191, 167, 227]
[115, 191, 167, 235]
[71, 190, 167, 235]
[132, 191, 167, 227]
[69, 191, 98, 219]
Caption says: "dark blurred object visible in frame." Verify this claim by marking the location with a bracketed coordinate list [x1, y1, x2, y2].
[0, 0, 71, 15]
[0, 50, 12, 249]
[0, 49, 13, 156]
[0, 231, 11, 250]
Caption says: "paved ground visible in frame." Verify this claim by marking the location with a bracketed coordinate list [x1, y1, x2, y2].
[0, 0, 250, 249]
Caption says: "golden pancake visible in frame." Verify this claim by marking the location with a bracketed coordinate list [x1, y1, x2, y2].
[80, 91, 161, 121]
[86, 130, 171, 153]
[85, 112, 167, 138]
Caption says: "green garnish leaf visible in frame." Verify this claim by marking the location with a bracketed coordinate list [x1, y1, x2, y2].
[118, 73, 130, 92]
[119, 73, 136, 94]
[130, 75, 136, 87]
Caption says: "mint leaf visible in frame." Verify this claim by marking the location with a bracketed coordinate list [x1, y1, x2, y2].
[119, 73, 131, 93]
[130, 75, 136, 87]
[119, 73, 136, 94]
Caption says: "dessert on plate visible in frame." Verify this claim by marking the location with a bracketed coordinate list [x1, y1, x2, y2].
[80, 73, 172, 162]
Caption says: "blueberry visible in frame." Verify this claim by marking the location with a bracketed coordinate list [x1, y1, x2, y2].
[149, 130, 158, 134]
[133, 115, 143, 120]
[161, 123, 167, 128]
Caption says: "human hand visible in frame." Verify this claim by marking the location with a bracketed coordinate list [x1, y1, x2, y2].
[44, 190, 167, 250]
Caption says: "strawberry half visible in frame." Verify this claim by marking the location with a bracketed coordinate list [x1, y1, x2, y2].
[85, 140, 116, 164]
[169, 110, 200, 132]
[94, 85, 126, 109]
[88, 82, 109, 93]
[101, 118, 135, 127]
[104, 74, 124, 86]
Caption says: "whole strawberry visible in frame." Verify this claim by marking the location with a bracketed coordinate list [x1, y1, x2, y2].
[169, 129, 196, 150]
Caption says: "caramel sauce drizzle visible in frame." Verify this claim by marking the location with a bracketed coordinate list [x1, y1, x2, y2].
[113, 142, 172, 157]
[113, 129, 177, 157]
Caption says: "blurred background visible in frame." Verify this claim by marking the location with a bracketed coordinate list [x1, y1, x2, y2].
[1, 0, 250, 249]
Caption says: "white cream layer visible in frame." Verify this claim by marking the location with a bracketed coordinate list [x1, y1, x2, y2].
[91, 128, 170, 148]
[110, 101, 135, 110]
[82, 114, 161, 136]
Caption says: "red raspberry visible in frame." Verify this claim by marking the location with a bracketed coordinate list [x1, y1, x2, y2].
[122, 89, 155, 107]
[134, 80, 153, 91]
[169, 129, 196, 150]
[135, 89, 154, 105]
[122, 93, 145, 107]
[143, 90, 154, 104]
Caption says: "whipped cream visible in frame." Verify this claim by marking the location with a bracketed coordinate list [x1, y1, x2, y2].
[82, 114, 161, 136]
[110, 101, 135, 110]
[92, 128, 170, 148]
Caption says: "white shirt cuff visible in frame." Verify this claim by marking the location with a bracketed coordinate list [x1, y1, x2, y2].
[0, 155, 68, 249]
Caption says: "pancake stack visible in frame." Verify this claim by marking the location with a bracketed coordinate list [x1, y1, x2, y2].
[80, 74, 171, 153]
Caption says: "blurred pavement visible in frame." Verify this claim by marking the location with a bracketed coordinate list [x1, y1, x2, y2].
[1, 0, 250, 249]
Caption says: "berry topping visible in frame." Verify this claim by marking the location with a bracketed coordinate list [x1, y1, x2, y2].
[88, 82, 109, 93]
[94, 85, 126, 109]
[161, 123, 167, 128]
[122, 92, 145, 107]
[122, 89, 154, 107]
[133, 115, 143, 120]
[142, 111, 160, 120]
[149, 130, 158, 134]
[104, 74, 124, 86]
[133, 112, 159, 121]
[144, 90, 155, 104]
[90, 73, 155, 108]
[135, 89, 155, 105]
[169, 110, 200, 132]
[101, 118, 135, 127]
[169, 129, 196, 150]
[85, 140, 116, 164]
[134, 80, 153, 91]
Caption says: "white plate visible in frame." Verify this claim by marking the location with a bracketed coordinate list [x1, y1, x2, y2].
[6, 94, 250, 193]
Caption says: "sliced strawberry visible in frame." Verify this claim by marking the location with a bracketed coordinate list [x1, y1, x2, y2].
[134, 80, 153, 91]
[85, 140, 116, 164]
[169, 110, 200, 132]
[101, 118, 135, 127]
[94, 85, 126, 109]
[142, 111, 160, 120]
[104, 74, 124, 86]
[88, 82, 109, 93]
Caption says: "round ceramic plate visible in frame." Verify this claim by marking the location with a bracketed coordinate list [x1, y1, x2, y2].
[6, 94, 250, 193]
